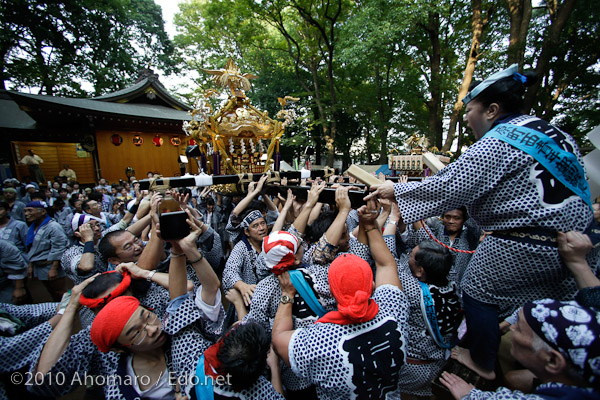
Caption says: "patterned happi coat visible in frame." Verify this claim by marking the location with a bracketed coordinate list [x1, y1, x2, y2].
[393, 114, 593, 317]
[288, 285, 409, 400]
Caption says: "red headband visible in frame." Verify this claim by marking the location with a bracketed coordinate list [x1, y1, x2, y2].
[90, 296, 140, 353]
[79, 271, 132, 309]
[317, 254, 379, 325]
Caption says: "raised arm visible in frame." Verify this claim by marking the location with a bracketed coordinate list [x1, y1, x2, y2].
[271, 189, 294, 232]
[118, 189, 145, 226]
[383, 202, 405, 236]
[75, 223, 96, 273]
[176, 210, 221, 305]
[136, 193, 166, 271]
[293, 181, 326, 235]
[124, 214, 152, 237]
[36, 275, 98, 375]
[271, 271, 297, 366]
[376, 198, 392, 229]
[168, 243, 188, 300]
[558, 231, 600, 289]
[358, 200, 402, 290]
[324, 186, 352, 245]
[231, 175, 268, 217]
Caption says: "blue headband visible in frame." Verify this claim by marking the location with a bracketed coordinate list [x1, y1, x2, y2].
[462, 64, 520, 105]
[25, 201, 47, 208]
[241, 210, 264, 229]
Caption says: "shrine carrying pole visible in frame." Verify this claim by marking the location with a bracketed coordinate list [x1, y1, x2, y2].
[138, 170, 325, 191]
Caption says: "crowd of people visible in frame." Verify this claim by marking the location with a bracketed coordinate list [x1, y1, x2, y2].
[0, 65, 599, 400]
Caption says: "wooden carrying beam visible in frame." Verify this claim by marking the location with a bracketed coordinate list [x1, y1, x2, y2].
[138, 169, 325, 190]
[345, 165, 383, 187]
[421, 152, 446, 174]
[264, 185, 367, 208]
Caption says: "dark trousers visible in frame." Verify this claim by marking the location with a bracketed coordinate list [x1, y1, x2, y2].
[462, 291, 501, 372]
[41, 277, 67, 302]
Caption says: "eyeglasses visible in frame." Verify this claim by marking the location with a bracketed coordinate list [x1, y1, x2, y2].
[130, 313, 159, 346]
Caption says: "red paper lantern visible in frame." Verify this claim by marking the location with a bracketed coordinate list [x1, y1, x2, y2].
[111, 134, 123, 146]
[170, 136, 181, 146]
[152, 135, 163, 147]
[133, 135, 143, 146]
[188, 138, 196, 146]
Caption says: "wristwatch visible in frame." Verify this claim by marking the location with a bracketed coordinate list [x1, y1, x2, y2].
[280, 294, 294, 304]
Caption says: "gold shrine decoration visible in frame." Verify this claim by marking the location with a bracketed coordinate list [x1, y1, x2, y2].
[183, 58, 298, 175]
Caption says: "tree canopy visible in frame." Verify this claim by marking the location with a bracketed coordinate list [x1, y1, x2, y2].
[170, 0, 599, 166]
[3, 0, 599, 164]
[2, 0, 177, 96]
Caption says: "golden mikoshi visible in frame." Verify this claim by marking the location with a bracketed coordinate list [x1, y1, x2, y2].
[183, 58, 299, 176]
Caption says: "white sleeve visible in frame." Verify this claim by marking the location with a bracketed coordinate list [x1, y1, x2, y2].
[194, 285, 222, 322]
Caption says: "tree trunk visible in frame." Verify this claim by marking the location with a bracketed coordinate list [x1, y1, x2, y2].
[375, 65, 388, 164]
[365, 113, 372, 164]
[326, 54, 338, 167]
[426, 11, 443, 149]
[442, 0, 494, 152]
[507, 0, 532, 67]
[0, 45, 8, 90]
[523, 0, 577, 114]
[291, 0, 342, 167]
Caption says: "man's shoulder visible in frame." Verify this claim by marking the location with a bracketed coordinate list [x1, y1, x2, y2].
[47, 219, 63, 228]
[9, 218, 27, 228]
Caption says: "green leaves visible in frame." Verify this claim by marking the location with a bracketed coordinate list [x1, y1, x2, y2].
[2, 0, 175, 95]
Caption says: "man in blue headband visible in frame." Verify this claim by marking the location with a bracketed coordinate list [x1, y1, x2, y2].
[223, 175, 276, 308]
[366, 64, 593, 380]
[24, 200, 69, 301]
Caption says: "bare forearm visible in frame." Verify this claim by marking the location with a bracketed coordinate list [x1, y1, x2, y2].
[272, 303, 294, 366]
[382, 220, 398, 236]
[77, 252, 96, 272]
[232, 297, 248, 320]
[232, 191, 258, 216]
[270, 363, 284, 394]
[272, 205, 292, 232]
[307, 203, 323, 226]
[365, 226, 401, 289]
[263, 194, 277, 212]
[376, 209, 390, 229]
[36, 305, 78, 374]
[168, 256, 188, 300]
[293, 204, 313, 235]
[136, 224, 165, 270]
[148, 270, 170, 289]
[366, 227, 395, 267]
[324, 209, 350, 245]
[184, 247, 220, 304]
[126, 214, 152, 237]
[567, 259, 600, 289]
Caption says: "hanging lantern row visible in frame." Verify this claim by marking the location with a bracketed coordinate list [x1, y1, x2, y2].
[110, 134, 183, 147]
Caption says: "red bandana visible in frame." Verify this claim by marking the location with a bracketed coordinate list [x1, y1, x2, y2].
[262, 231, 299, 275]
[79, 271, 132, 309]
[316, 254, 379, 325]
[90, 296, 140, 353]
[203, 339, 226, 379]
